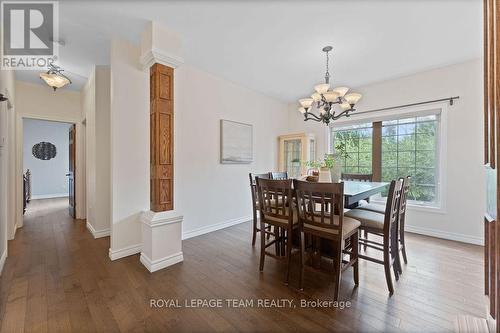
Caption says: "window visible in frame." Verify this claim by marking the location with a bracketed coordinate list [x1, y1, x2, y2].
[381, 115, 439, 204]
[329, 112, 442, 208]
[331, 123, 373, 174]
[284, 139, 302, 178]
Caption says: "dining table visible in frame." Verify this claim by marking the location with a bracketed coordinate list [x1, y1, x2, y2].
[342, 180, 389, 208]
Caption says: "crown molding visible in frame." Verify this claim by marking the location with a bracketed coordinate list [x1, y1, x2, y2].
[140, 48, 184, 70]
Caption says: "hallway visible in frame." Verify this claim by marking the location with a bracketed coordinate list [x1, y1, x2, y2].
[0, 198, 488, 332]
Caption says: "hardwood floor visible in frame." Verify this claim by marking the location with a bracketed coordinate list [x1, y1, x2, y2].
[0, 198, 487, 332]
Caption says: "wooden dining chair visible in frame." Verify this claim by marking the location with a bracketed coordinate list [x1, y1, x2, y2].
[249, 173, 271, 246]
[397, 176, 411, 266]
[270, 171, 288, 180]
[294, 180, 361, 299]
[344, 179, 403, 294]
[256, 178, 298, 285]
[341, 173, 374, 244]
[358, 176, 411, 269]
[341, 173, 373, 182]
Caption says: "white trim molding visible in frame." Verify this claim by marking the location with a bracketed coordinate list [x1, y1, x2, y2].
[140, 251, 183, 273]
[109, 243, 142, 261]
[182, 216, 252, 240]
[0, 249, 6, 275]
[406, 225, 483, 246]
[140, 48, 184, 70]
[86, 222, 110, 239]
[140, 210, 183, 273]
[141, 210, 183, 227]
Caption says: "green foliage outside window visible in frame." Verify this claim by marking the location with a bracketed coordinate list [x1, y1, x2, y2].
[381, 115, 438, 203]
[331, 114, 439, 204]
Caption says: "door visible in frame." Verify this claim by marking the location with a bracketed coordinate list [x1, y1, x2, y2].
[68, 124, 76, 218]
[284, 139, 302, 178]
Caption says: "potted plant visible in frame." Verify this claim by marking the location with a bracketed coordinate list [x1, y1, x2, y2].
[303, 142, 348, 183]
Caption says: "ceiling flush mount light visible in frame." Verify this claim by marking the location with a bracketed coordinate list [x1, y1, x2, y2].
[298, 46, 362, 125]
[39, 64, 72, 91]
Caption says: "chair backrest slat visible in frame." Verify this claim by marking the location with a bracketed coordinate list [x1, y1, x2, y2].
[293, 179, 344, 238]
[341, 173, 373, 182]
[256, 178, 294, 223]
[383, 179, 404, 235]
[270, 172, 288, 180]
[398, 176, 411, 225]
[249, 173, 271, 210]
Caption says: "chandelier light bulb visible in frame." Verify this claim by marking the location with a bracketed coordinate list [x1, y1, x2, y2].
[323, 91, 340, 102]
[311, 92, 321, 102]
[299, 98, 314, 109]
[340, 102, 351, 110]
[298, 107, 306, 114]
[344, 93, 362, 105]
[332, 86, 349, 97]
[314, 83, 330, 94]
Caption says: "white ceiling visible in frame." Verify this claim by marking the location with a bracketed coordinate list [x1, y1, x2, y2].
[17, 0, 482, 101]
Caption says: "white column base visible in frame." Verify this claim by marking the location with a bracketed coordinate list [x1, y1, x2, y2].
[140, 210, 183, 273]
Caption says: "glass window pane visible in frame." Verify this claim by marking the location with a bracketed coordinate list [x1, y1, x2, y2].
[398, 123, 416, 135]
[382, 151, 397, 167]
[417, 121, 436, 135]
[382, 136, 397, 151]
[358, 152, 372, 167]
[382, 125, 397, 136]
[416, 133, 436, 150]
[359, 138, 372, 152]
[398, 134, 415, 151]
[398, 151, 415, 167]
[416, 150, 436, 168]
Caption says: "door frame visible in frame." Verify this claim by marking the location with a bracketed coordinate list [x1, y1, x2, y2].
[15, 113, 85, 233]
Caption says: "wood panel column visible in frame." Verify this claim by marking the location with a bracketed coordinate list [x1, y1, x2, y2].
[150, 63, 174, 212]
[372, 121, 382, 182]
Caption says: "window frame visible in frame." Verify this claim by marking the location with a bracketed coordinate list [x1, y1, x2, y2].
[328, 102, 448, 213]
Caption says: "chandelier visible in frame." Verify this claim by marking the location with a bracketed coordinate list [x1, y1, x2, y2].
[298, 46, 362, 125]
[39, 64, 72, 91]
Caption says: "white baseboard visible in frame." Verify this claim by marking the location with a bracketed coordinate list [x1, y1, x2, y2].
[182, 215, 251, 240]
[8, 222, 17, 241]
[0, 248, 6, 276]
[140, 251, 183, 273]
[86, 222, 110, 239]
[109, 243, 142, 261]
[31, 193, 69, 200]
[406, 225, 484, 246]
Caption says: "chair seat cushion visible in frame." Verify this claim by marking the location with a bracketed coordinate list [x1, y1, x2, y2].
[344, 209, 384, 230]
[357, 203, 386, 214]
[263, 208, 298, 226]
[304, 216, 360, 239]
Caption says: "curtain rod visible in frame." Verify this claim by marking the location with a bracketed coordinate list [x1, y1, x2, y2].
[352, 96, 460, 116]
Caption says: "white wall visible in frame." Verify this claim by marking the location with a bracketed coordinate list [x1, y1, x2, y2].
[82, 66, 111, 238]
[14, 81, 85, 231]
[109, 39, 149, 258]
[176, 64, 289, 238]
[288, 59, 485, 244]
[0, 69, 15, 273]
[23, 119, 71, 199]
[109, 38, 289, 258]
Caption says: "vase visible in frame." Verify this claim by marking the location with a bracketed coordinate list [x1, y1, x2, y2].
[330, 164, 341, 183]
[318, 167, 332, 183]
